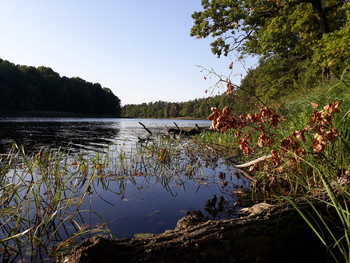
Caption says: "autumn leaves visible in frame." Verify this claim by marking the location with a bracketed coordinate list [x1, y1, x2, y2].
[207, 98, 341, 195]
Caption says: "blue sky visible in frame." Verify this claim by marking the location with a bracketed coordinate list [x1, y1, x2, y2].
[0, 1, 257, 105]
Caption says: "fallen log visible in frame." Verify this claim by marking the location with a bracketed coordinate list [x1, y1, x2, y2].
[66, 198, 334, 263]
[166, 124, 208, 138]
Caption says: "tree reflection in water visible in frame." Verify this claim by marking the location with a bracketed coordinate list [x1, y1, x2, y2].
[0, 118, 249, 262]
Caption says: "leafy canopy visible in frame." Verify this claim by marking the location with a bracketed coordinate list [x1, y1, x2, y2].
[191, 0, 347, 61]
[191, 0, 349, 104]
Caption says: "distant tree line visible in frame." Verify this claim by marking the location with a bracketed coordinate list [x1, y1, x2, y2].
[0, 59, 121, 116]
[121, 95, 239, 119]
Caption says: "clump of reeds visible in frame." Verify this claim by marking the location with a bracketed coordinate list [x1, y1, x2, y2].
[196, 77, 350, 261]
[196, 79, 350, 197]
[0, 135, 222, 262]
[0, 144, 115, 262]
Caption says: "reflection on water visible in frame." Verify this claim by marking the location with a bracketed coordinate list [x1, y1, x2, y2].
[0, 118, 212, 153]
[0, 118, 121, 153]
[81, 163, 246, 239]
[0, 117, 248, 262]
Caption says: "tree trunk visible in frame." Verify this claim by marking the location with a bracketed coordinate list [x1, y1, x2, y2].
[66, 199, 337, 263]
[306, 0, 331, 79]
[308, 0, 329, 35]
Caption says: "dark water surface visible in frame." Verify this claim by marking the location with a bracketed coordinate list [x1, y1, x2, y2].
[0, 118, 211, 152]
[0, 118, 247, 261]
[0, 118, 160, 153]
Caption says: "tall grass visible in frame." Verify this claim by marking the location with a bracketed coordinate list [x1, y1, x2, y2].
[0, 136, 219, 262]
[284, 82, 350, 262]
[196, 79, 350, 196]
[196, 78, 350, 261]
[286, 163, 350, 262]
[0, 145, 116, 262]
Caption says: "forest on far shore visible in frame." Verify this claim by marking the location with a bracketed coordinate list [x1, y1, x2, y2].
[121, 94, 237, 119]
[0, 59, 121, 117]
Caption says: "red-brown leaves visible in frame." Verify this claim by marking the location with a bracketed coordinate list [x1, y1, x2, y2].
[325, 127, 338, 142]
[270, 149, 282, 166]
[292, 129, 306, 142]
[280, 136, 300, 153]
[207, 101, 341, 186]
[313, 133, 326, 153]
[208, 107, 220, 121]
[258, 132, 274, 148]
[308, 101, 340, 152]
[222, 106, 231, 116]
[311, 102, 319, 109]
[208, 105, 282, 159]
[207, 99, 342, 197]
[238, 134, 252, 156]
[226, 80, 234, 96]
[324, 101, 340, 114]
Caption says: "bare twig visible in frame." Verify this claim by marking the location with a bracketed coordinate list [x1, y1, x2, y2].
[234, 155, 272, 168]
[139, 122, 152, 136]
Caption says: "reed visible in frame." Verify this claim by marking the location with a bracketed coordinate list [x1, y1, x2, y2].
[0, 136, 220, 261]
[196, 79, 350, 196]
[0, 145, 115, 262]
[284, 89, 350, 262]
[195, 78, 350, 260]
[286, 166, 350, 263]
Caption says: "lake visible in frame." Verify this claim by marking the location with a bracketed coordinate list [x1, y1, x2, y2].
[0, 118, 248, 261]
[0, 118, 214, 152]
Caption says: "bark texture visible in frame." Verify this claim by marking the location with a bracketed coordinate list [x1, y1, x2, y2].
[67, 199, 334, 263]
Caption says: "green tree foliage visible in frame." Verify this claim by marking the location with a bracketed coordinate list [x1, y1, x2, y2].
[0, 59, 121, 116]
[191, 0, 346, 58]
[312, 4, 350, 74]
[121, 95, 238, 119]
[191, 0, 349, 102]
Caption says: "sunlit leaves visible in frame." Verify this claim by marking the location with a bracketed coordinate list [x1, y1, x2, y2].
[192, 0, 347, 60]
[207, 100, 342, 195]
[192, 0, 349, 107]
[208, 104, 281, 157]
[307, 101, 340, 153]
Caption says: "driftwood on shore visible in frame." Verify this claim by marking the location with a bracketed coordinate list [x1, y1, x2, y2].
[66, 198, 334, 263]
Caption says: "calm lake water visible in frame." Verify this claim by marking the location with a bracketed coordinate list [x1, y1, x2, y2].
[0, 117, 185, 153]
[0, 118, 248, 261]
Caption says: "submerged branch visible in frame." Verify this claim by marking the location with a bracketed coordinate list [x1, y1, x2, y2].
[139, 122, 153, 136]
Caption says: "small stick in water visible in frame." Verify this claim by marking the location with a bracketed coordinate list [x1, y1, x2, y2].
[139, 122, 153, 136]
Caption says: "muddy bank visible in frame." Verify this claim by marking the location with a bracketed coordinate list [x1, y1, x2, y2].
[66, 198, 334, 263]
